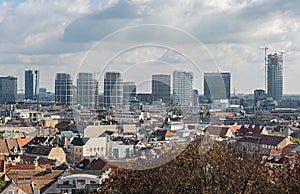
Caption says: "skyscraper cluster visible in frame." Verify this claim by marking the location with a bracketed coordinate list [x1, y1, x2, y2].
[0, 50, 285, 108]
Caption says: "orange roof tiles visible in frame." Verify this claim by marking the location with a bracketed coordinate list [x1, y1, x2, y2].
[165, 130, 177, 137]
[227, 125, 242, 133]
[6, 169, 64, 192]
[213, 112, 234, 117]
[17, 138, 33, 148]
[5, 162, 43, 173]
[269, 148, 282, 156]
[18, 183, 33, 194]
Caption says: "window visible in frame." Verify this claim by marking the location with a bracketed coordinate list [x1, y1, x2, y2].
[63, 181, 69, 185]
[90, 148, 92, 152]
[77, 180, 85, 185]
[113, 149, 119, 159]
[125, 148, 130, 158]
[8, 191, 14, 194]
[97, 147, 100, 152]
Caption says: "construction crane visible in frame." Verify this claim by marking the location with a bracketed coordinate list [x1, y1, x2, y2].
[260, 46, 268, 92]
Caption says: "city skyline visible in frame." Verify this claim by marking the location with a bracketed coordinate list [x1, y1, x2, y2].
[0, 1, 300, 94]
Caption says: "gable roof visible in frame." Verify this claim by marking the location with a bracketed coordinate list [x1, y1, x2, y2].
[0, 180, 27, 194]
[17, 137, 33, 148]
[165, 130, 177, 137]
[6, 139, 20, 152]
[204, 126, 230, 137]
[227, 125, 242, 133]
[83, 158, 107, 170]
[0, 139, 9, 154]
[237, 125, 265, 136]
[27, 137, 48, 146]
[6, 169, 64, 193]
[25, 145, 52, 155]
[239, 134, 286, 146]
[71, 137, 89, 146]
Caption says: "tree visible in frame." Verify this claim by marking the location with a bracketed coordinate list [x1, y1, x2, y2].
[96, 136, 300, 193]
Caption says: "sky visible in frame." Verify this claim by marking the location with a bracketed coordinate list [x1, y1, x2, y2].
[0, 0, 299, 94]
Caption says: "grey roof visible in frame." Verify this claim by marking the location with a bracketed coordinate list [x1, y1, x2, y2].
[290, 130, 300, 139]
[239, 134, 286, 146]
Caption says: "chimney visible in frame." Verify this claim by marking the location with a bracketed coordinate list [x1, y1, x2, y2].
[33, 156, 39, 170]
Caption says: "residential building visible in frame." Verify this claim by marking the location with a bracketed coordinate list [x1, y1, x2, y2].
[55, 73, 73, 106]
[267, 52, 283, 101]
[152, 74, 171, 103]
[173, 70, 193, 106]
[204, 72, 231, 102]
[5, 169, 64, 194]
[0, 76, 17, 104]
[77, 72, 97, 109]
[108, 141, 134, 159]
[204, 126, 234, 139]
[50, 173, 101, 194]
[238, 134, 292, 155]
[104, 72, 123, 108]
[70, 136, 108, 162]
[25, 145, 67, 164]
[25, 70, 39, 100]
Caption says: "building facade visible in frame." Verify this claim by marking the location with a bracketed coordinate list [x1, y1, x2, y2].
[104, 72, 123, 108]
[173, 70, 193, 106]
[55, 73, 73, 106]
[25, 70, 39, 100]
[0, 76, 17, 104]
[152, 74, 171, 103]
[123, 81, 136, 104]
[204, 72, 231, 102]
[267, 53, 283, 101]
[76, 72, 97, 109]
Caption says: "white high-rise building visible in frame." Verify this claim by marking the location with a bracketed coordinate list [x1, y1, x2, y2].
[77, 72, 97, 109]
[173, 70, 193, 106]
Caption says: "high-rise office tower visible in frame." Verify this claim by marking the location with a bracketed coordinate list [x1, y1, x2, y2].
[152, 74, 171, 103]
[204, 72, 231, 102]
[267, 53, 283, 101]
[173, 70, 193, 106]
[25, 70, 39, 100]
[104, 72, 123, 108]
[94, 79, 99, 109]
[123, 81, 136, 104]
[55, 73, 73, 106]
[0, 76, 17, 104]
[192, 89, 199, 106]
[76, 72, 97, 109]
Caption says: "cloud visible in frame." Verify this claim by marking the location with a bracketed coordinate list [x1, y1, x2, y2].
[0, 0, 299, 94]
